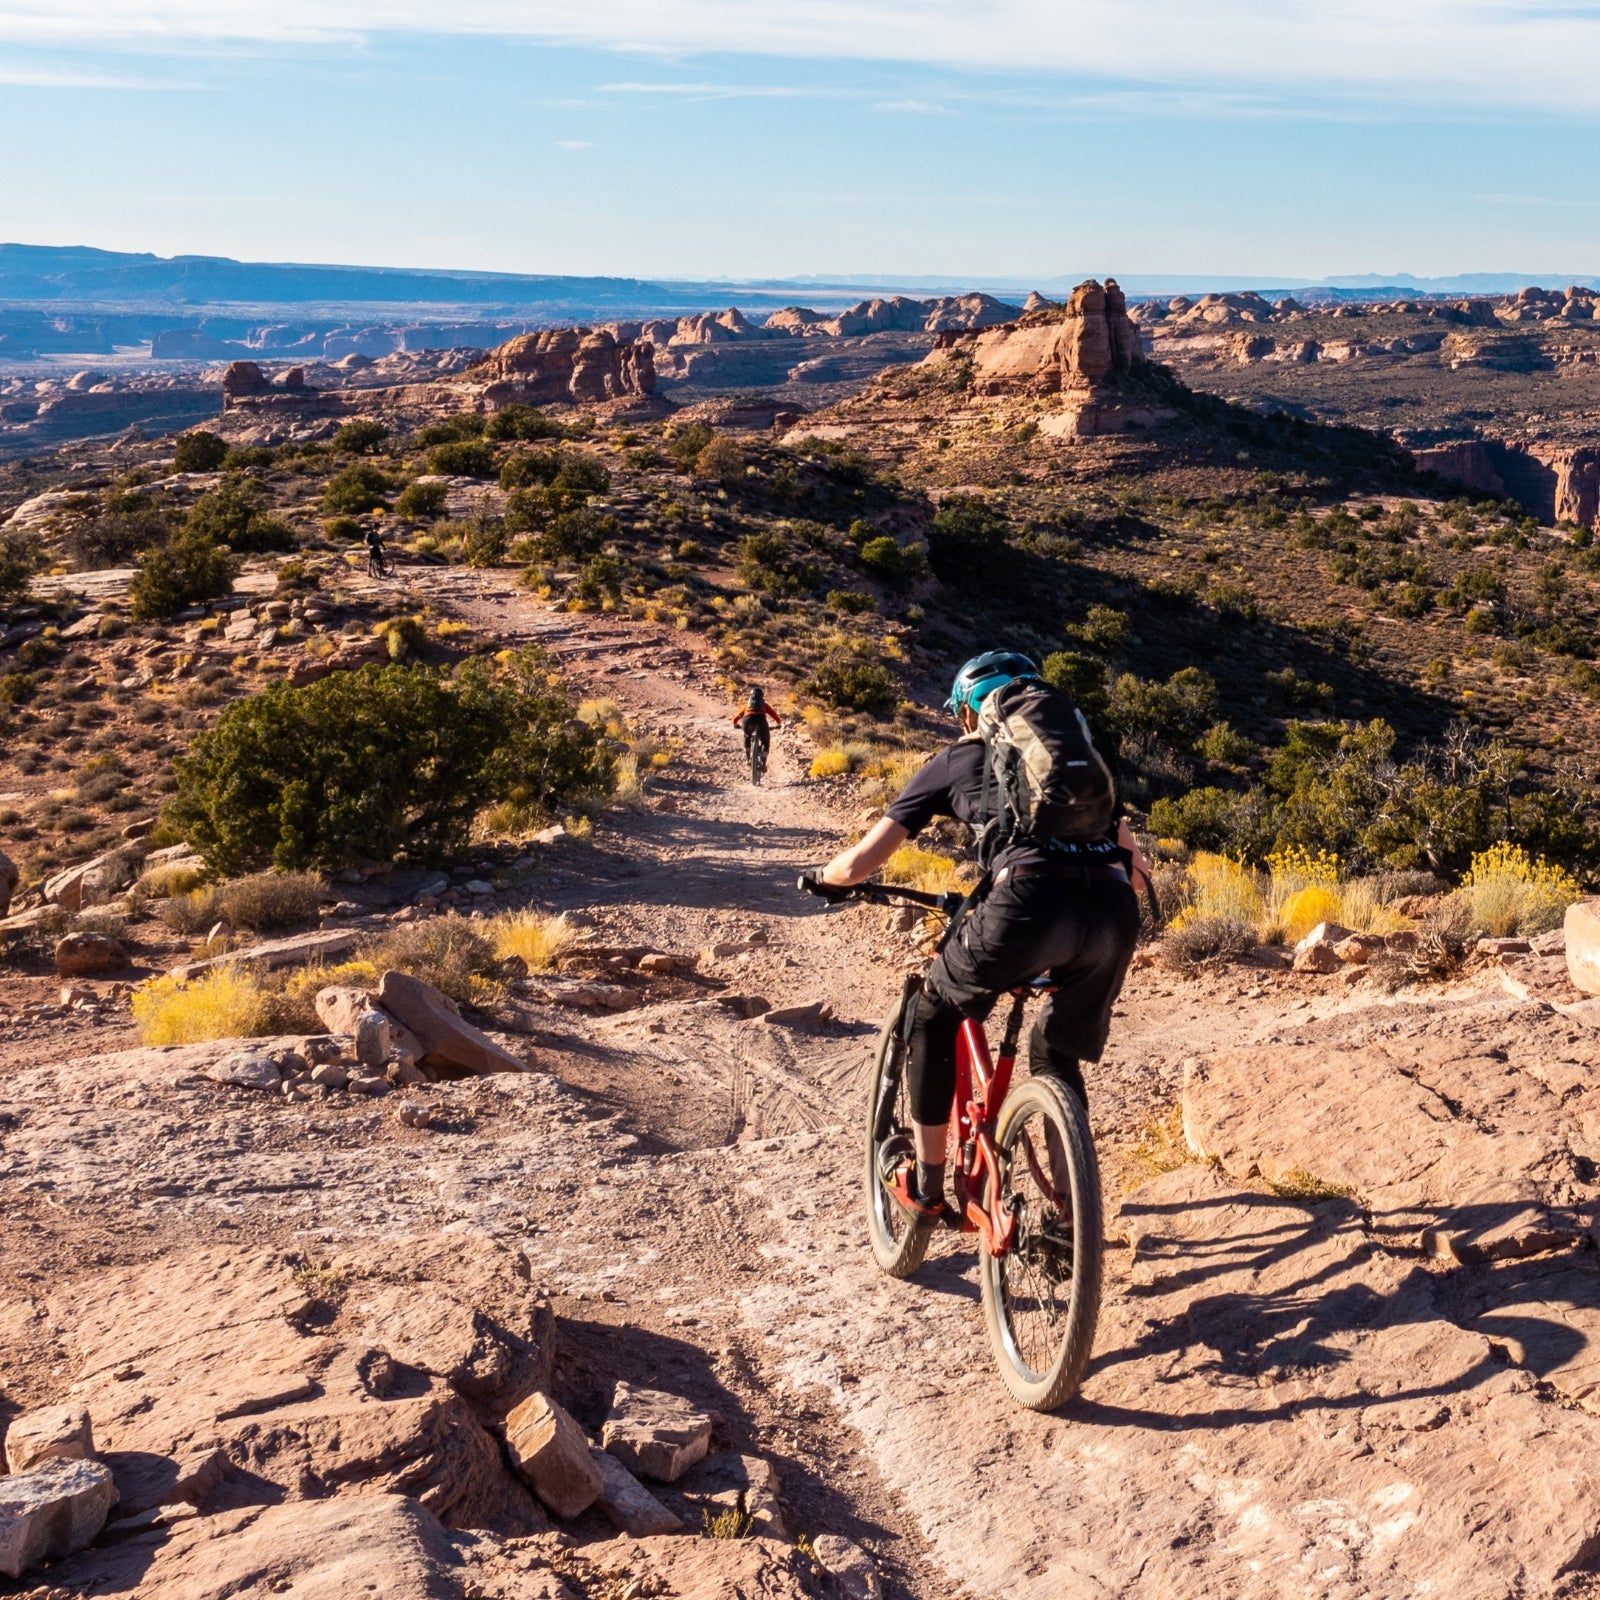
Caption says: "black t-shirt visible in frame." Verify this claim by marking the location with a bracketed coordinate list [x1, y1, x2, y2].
[886, 738, 1118, 874]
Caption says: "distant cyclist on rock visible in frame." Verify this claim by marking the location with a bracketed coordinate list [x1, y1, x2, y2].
[802, 651, 1151, 1228]
[733, 686, 782, 784]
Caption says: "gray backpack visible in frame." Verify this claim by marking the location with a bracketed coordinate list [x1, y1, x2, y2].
[975, 678, 1117, 861]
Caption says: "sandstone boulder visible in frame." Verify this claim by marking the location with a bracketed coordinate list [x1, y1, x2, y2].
[504, 1392, 602, 1518]
[54, 931, 125, 978]
[601, 1383, 713, 1483]
[378, 969, 526, 1076]
[812, 1534, 881, 1600]
[201, 1049, 281, 1090]
[0, 1459, 118, 1578]
[1566, 898, 1600, 994]
[44, 847, 140, 913]
[2, 1403, 94, 1472]
[172, 927, 357, 982]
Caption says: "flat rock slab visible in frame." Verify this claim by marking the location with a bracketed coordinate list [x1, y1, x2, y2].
[583, 1533, 819, 1600]
[0, 1458, 119, 1578]
[51, 1247, 539, 1536]
[171, 928, 359, 982]
[1182, 1042, 1584, 1260]
[50, 1490, 466, 1600]
[378, 969, 527, 1076]
[601, 1382, 714, 1483]
[201, 1049, 281, 1090]
[749, 1159, 1600, 1600]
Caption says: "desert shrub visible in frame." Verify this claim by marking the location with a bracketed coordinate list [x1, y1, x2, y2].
[172, 430, 229, 472]
[159, 885, 223, 935]
[1040, 651, 1110, 725]
[487, 910, 576, 971]
[1068, 604, 1131, 657]
[167, 654, 611, 873]
[500, 448, 563, 491]
[542, 508, 616, 562]
[1171, 852, 1265, 930]
[184, 481, 294, 553]
[136, 860, 206, 899]
[324, 516, 361, 541]
[485, 404, 562, 442]
[882, 847, 971, 895]
[695, 437, 745, 484]
[132, 968, 270, 1044]
[1458, 841, 1581, 936]
[858, 536, 926, 581]
[428, 440, 498, 479]
[1162, 915, 1258, 973]
[551, 448, 610, 497]
[1277, 884, 1343, 942]
[808, 740, 875, 779]
[826, 590, 876, 615]
[927, 497, 1012, 589]
[65, 504, 169, 569]
[381, 616, 427, 661]
[333, 419, 388, 454]
[216, 870, 325, 931]
[736, 531, 817, 596]
[667, 423, 715, 471]
[395, 480, 449, 519]
[576, 553, 625, 602]
[1, 671, 35, 705]
[129, 528, 236, 621]
[0, 528, 43, 601]
[414, 413, 486, 447]
[805, 641, 899, 717]
[464, 516, 509, 567]
[322, 462, 391, 514]
[361, 915, 496, 1005]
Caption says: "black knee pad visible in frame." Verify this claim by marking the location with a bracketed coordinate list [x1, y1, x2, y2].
[906, 988, 963, 1126]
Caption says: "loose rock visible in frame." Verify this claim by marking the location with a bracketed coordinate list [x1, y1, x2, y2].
[2, 1404, 94, 1473]
[590, 1447, 683, 1536]
[202, 1050, 281, 1091]
[378, 969, 526, 1075]
[504, 1393, 602, 1518]
[601, 1383, 713, 1483]
[0, 1459, 119, 1578]
[811, 1534, 881, 1600]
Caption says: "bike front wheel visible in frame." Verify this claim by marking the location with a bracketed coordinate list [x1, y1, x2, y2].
[862, 978, 932, 1279]
[979, 1074, 1103, 1410]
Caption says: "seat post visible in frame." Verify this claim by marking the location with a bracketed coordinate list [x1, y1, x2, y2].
[999, 993, 1029, 1059]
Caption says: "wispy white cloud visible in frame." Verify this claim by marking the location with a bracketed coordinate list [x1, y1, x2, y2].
[0, 56, 178, 86]
[875, 99, 947, 114]
[554, 138, 593, 148]
[599, 79, 818, 99]
[6, 1, 1600, 113]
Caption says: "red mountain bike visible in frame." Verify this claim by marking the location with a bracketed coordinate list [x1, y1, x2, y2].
[828, 879, 1103, 1411]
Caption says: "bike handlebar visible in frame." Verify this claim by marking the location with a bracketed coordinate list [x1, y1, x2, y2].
[797, 874, 965, 915]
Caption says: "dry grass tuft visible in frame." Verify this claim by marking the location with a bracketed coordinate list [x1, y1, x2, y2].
[487, 910, 575, 972]
[132, 968, 269, 1044]
[1161, 915, 1257, 973]
[1265, 1166, 1357, 1204]
[1118, 1105, 1198, 1192]
[882, 846, 972, 896]
[361, 914, 496, 1004]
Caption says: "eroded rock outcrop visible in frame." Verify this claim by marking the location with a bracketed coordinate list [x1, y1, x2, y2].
[480, 328, 655, 405]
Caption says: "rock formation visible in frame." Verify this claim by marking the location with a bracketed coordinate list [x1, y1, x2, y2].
[480, 328, 655, 405]
[927, 277, 1173, 436]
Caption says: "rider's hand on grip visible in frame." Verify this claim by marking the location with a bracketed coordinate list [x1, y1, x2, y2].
[798, 869, 850, 904]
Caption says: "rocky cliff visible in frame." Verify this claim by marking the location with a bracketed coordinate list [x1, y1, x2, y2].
[480, 328, 655, 405]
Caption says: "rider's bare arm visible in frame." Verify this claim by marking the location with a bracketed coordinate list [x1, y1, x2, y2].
[820, 816, 909, 887]
[1117, 818, 1153, 891]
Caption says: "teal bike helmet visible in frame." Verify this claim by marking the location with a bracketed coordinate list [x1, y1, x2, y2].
[946, 651, 1039, 717]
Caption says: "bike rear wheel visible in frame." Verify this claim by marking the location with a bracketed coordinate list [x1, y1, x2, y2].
[863, 978, 932, 1278]
[749, 742, 766, 784]
[979, 1074, 1103, 1410]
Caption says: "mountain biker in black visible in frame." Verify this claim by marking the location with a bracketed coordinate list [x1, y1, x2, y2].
[733, 686, 782, 767]
[365, 525, 388, 577]
[802, 651, 1150, 1227]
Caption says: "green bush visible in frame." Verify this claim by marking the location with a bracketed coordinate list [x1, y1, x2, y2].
[172, 431, 228, 473]
[485, 403, 562, 442]
[464, 517, 509, 568]
[333, 419, 389, 454]
[414, 413, 485, 447]
[542, 508, 616, 562]
[667, 423, 715, 472]
[322, 462, 392, 514]
[427, 440, 498, 479]
[324, 516, 361, 541]
[395, 480, 449, 519]
[129, 528, 236, 620]
[67, 503, 170, 569]
[167, 654, 612, 873]
[737, 531, 818, 596]
[826, 590, 877, 615]
[927, 497, 1012, 589]
[577, 553, 626, 602]
[805, 642, 899, 717]
[1067, 604, 1131, 657]
[695, 437, 745, 484]
[858, 536, 926, 581]
[0, 529, 42, 601]
[184, 482, 296, 555]
[500, 448, 563, 491]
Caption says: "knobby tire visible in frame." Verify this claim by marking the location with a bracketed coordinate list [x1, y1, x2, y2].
[863, 979, 932, 1279]
[979, 1074, 1103, 1410]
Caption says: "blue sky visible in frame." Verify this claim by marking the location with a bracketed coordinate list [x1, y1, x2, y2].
[1, 2, 1598, 282]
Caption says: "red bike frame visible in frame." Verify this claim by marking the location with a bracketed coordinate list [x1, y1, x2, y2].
[949, 1017, 1018, 1255]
